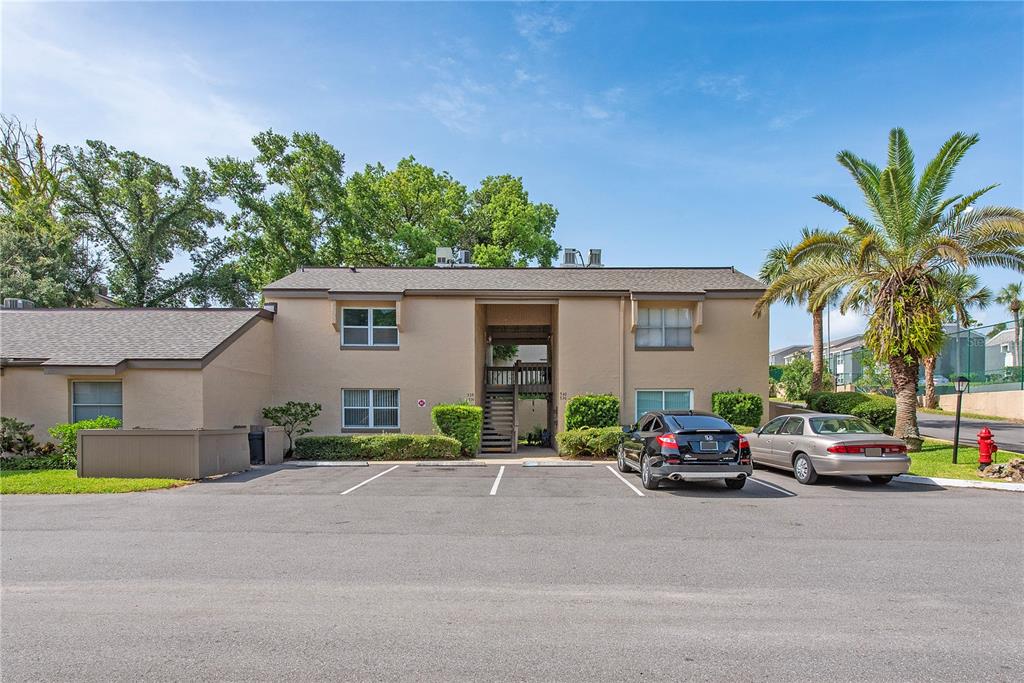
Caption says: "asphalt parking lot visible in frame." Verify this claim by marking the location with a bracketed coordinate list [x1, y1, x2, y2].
[2, 462, 1022, 682]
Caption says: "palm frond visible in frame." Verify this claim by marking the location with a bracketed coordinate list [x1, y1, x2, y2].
[914, 131, 979, 222]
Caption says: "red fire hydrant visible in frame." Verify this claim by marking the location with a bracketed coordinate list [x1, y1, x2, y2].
[977, 427, 998, 470]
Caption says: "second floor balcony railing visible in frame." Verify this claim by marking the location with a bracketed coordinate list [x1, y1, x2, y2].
[485, 362, 551, 392]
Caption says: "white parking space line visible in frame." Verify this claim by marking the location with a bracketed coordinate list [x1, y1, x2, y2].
[340, 465, 400, 495]
[489, 465, 505, 496]
[606, 465, 645, 497]
[748, 476, 797, 497]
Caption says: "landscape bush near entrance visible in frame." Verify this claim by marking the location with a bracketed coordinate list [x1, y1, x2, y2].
[431, 404, 483, 456]
[556, 427, 621, 458]
[711, 392, 763, 427]
[564, 394, 620, 430]
[295, 434, 462, 460]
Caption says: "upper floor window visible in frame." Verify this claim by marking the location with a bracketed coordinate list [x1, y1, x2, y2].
[342, 308, 398, 347]
[636, 307, 692, 348]
[72, 381, 123, 422]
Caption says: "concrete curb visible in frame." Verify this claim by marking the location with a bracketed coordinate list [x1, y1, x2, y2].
[899, 474, 1024, 492]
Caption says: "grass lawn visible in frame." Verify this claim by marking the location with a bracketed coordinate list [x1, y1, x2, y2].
[918, 407, 1024, 425]
[0, 469, 189, 494]
[907, 439, 1021, 481]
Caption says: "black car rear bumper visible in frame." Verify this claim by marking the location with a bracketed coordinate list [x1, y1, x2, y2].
[651, 461, 753, 480]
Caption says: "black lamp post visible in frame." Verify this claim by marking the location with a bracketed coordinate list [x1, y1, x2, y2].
[951, 375, 970, 464]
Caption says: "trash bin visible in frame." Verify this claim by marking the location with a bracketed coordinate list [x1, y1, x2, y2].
[248, 430, 265, 465]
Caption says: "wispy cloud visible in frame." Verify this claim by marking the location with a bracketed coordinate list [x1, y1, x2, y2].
[515, 8, 573, 48]
[769, 108, 815, 130]
[695, 74, 752, 102]
[2, 7, 264, 168]
[416, 81, 488, 135]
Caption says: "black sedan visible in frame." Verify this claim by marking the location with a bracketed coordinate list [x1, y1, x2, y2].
[617, 410, 753, 490]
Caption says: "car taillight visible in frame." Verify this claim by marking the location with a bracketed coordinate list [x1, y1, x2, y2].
[828, 443, 908, 454]
[656, 433, 678, 449]
[884, 445, 908, 454]
[738, 436, 749, 451]
[827, 444, 865, 454]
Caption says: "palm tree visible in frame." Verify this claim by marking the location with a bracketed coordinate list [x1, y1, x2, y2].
[757, 229, 833, 393]
[923, 272, 991, 409]
[996, 282, 1023, 368]
[757, 128, 1024, 449]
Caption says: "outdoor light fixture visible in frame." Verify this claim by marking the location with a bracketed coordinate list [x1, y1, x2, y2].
[952, 375, 970, 464]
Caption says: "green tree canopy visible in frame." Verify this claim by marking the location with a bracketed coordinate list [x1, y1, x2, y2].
[209, 130, 347, 287]
[0, 115, 101, 306]
[58, 140, 246, 307]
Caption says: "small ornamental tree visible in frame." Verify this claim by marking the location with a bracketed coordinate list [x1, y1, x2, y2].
[262, 401, 322, 457]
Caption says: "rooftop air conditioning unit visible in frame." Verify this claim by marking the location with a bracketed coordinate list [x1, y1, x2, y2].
[452, 249, 479, 268]
[587, 249, 603, 268]
[2, 298, 34, 309]
[435, 247, 454, 267]
[560, 248, 582, 268]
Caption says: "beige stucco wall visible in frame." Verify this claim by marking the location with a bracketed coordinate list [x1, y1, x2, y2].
[623, 298, 769, 422]
[0, 368, 69, 442]
[0, 318, 274, 441]
[938, 390, 1024, 420]
[265, 296, 477, 435]
[122, 369, 204, 429]
[202, 318, 273, 429]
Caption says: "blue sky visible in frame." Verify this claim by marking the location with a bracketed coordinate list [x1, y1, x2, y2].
[3, 1, 1022, 348]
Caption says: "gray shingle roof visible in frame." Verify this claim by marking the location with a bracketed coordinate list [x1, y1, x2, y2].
[263, 266, 765, 295]
[0, 309, 268, 368]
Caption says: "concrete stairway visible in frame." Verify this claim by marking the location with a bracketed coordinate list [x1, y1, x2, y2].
[481, 392, 515, 453]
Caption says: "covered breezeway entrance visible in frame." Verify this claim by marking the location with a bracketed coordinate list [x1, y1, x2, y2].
[483, 324, 554, 454]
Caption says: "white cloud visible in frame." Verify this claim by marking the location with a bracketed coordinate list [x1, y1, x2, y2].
[695, 74, 752, 102]
[1, 6, 265, 169]
[769, 108, 814, 130]
[582, 104, 611, 120]
[515, 9, 572, 48]
[416, 82, 487, 135]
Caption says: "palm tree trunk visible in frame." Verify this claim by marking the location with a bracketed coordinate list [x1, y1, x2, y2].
[890, 355, 922, 451]
[923, 356, 938, 409]
[811, 305, 824, 392]
[1015, 312, 1021, 369]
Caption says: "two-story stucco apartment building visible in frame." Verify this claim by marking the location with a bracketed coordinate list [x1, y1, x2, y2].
[0, 266, 768, 452]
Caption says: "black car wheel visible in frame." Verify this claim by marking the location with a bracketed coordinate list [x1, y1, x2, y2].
[616, 445, 631, 473]
[868, 475, 893, 485]
[793, 453, 818, 485]
[640, 455, 660, 490]
[725, 477, 746, 490]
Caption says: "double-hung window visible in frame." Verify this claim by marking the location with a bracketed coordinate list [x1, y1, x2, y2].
[342, 308, 398, 347]
[636, 307, 692, 348]
[342, 389, 400, 429]
[635, 389, 693, 420]
[72, 381, 123, 422]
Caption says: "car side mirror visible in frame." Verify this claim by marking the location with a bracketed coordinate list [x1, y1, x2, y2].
[621, 424, 632, 434]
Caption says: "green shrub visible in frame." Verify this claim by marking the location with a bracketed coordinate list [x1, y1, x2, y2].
[262, 401, 322, 456]
[556, 427, 622, 458]
[711, 392, 763, 427]
[295, 434, 462, 460]
[806, 391, 872, 414]
[564, 394, 621, 430]
[851, 398, 897, 435]
[1, 417, 40, 456]
[431, 404, 483, 455]
[47, 416, 121, 469]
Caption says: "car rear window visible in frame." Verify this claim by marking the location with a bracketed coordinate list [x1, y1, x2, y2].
[810, 417, 882, 435]
[666, 415, 734, 432]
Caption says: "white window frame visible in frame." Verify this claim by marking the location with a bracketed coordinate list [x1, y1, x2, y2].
[341, 389, 400, 429]
[71, 380, 123, 423]
[341, 307, 399, 347]
[634, 389, 694, 420]
[635, 307, 693, 349]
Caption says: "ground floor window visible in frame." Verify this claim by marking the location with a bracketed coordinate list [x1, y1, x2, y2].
[342, 389, 400, 429]
[72, 381, 123, 422]
[635, 389, 692, 420]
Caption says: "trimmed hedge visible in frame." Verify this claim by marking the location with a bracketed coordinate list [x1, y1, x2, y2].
[564, 394, 621, 430]
[851, 398, 897, 435]
[294, 434, 462, 460]
[711, 392, 763, 427]
[556, 427, 622, 458]
[431, 404, 483, 455]
[806, 391, 872, 414]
